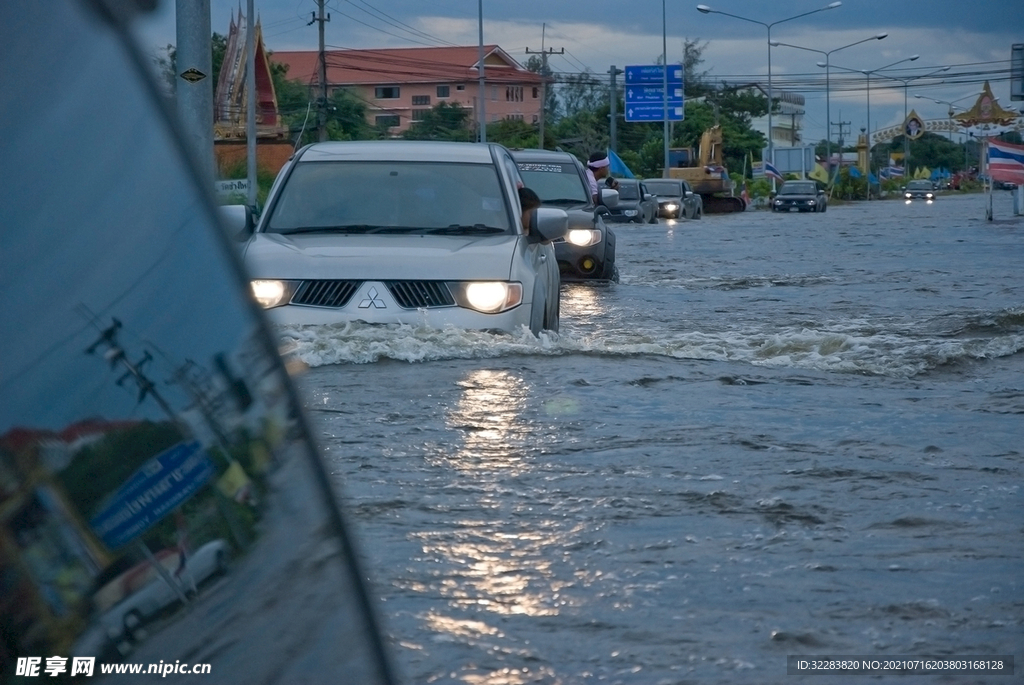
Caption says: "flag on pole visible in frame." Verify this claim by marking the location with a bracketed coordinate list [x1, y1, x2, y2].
[763, 161, 784, 182]
[808, 163, 829, 184]
[607, 149, 635, 178]
[988, 139, 1024, 185]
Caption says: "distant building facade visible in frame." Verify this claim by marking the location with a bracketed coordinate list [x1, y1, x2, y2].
[270, 45, 545, 135]
[741, 84, 806, 149]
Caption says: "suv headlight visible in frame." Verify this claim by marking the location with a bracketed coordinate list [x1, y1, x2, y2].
[451, 281, 523, 313]
[251, 279, 297, 308]
[664, 202, 679, 212]
[566, 229, 602, 247]
[624, 209, 638, 216]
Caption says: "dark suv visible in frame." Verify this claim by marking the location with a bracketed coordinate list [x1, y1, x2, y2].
[512, 149, 619, 282]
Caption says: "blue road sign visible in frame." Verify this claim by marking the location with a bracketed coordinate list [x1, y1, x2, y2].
[624, 64, 683, 85]
[90, 440, 216, 549]
[625, 85, 684, 104]
[625, 103, 684, 122]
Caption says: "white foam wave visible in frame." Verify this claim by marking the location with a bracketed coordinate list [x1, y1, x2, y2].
[274, 321, 1024, 378]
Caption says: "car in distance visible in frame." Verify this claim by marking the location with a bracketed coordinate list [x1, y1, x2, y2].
[512, 148, 619, 282]
[772, 180, 827, 213]
[643, 178, 703, 220]
[904, 179, 937, 202]
[606, 178, 659, 224]
[235, 141, 567, 336]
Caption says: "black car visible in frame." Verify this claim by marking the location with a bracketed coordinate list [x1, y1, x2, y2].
[904, 179, 937, 201]
[606, 178, 659, 224]
[643, 178, 703, 220]
[772, 180, 827, 213]
[513, 149, 619, 282]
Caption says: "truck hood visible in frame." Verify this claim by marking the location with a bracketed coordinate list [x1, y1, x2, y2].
[243, 232, 519, 281]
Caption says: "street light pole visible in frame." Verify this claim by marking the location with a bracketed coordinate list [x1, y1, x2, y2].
[914, 93, 980, 142]
[770, 33, 887, 183]
[696, 2, 841, 176]
[827, 56, 919, 198]
[663, 0, 669, 175]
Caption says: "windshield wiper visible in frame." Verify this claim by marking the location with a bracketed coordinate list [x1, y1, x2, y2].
[275, 224, 384, 235]
[421, 225, 506, 235]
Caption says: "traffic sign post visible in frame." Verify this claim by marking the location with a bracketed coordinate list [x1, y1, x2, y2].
[625, 103, 684, 122]
[624, 64, 685, 123]
[624, 64, 683, 85]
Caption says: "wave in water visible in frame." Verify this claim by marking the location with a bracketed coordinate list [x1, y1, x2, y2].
[274, 307, 1024, 378]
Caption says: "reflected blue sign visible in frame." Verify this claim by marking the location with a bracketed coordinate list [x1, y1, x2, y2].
[90, 440, 216, 549]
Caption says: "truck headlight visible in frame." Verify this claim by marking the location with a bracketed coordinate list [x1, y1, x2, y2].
[452, 282, 523, 313]
[251, 280, 296, 308]
[566, 229, 602, 247]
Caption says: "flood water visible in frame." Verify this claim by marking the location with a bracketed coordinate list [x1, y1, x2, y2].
[283, 192, 1023, 684]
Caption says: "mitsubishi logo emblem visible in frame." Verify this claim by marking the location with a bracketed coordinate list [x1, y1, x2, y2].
[358, 287, 386, 309]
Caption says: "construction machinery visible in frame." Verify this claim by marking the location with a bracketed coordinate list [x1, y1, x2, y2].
[665, 125, 746, 213]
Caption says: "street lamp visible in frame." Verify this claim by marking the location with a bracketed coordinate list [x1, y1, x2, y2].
[696, 1, 841, 174]
[914, 92, 980, 141]
[770, 32, 887, 182]
[663, 0, 669, 174]
[876, 65, 951, 170]
[826, 55, 919, 199]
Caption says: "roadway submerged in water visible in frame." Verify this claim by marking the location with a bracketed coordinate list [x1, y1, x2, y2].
[285, 193, 1022, 684]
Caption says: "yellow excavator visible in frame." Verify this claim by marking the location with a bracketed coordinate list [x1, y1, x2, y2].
[665, 125, 746, 213]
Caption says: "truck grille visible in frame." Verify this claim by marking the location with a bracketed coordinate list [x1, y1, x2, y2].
[291, 280, 361, 308]
[384, 281, 455, 309]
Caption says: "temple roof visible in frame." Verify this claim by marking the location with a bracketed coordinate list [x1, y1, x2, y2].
[214, 8, 287, 140]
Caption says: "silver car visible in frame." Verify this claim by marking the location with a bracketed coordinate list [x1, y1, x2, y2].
[237, 141, 566, 335]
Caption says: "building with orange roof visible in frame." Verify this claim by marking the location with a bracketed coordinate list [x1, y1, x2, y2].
[270, 44, 545, 135]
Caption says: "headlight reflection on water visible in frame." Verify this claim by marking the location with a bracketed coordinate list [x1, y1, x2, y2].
[412, 369, 581, 672]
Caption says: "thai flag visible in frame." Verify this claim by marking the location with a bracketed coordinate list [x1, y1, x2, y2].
[763, 161, 784, 182]
[988, 139, 1024, 184]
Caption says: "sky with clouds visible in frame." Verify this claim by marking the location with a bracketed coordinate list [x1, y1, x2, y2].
[136, 0, 1023, 147]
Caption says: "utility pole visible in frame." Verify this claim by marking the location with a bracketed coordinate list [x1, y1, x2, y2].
[525, 25, 562, 150]
[608, 66, 623, 154]
[86, 319, 182, 428]
[478, 0, 486, 142]
[309, 1, 330, 142]
[790, 110, 805, 145]
[831, 114, 850, 184]
[175, 0, 214, 184]
[245, 0, 257, 207]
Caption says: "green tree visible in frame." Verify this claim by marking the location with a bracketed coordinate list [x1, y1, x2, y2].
[402, 102, 473, 141]
[487, 119, 539, 149]
[558, 70, 606, 119]
[526, 54, 558, 131]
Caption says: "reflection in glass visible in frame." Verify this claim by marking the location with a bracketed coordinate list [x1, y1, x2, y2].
[0, 1, 392, 681]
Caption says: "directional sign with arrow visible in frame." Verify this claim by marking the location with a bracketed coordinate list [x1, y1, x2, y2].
[623, 65, 684, 123]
